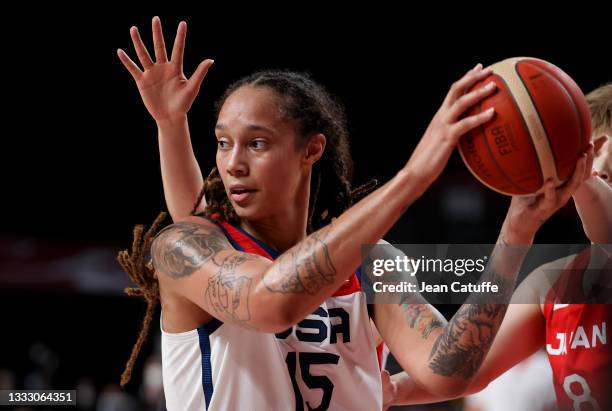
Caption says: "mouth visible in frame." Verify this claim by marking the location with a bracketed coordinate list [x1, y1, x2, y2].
[229, 187, 258, 204]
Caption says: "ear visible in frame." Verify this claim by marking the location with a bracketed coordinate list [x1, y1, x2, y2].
[302, 133, 326, 165]
[592, 135, 608, 155]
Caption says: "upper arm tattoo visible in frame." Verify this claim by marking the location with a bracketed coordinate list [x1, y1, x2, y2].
[151, 221, 232, 279]
[151, 221, 267, 328]
[263, 224, 338, 295]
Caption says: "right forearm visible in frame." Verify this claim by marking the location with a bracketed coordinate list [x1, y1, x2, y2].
[389, 371, 478, 406]
[259, 167, 428, 323]
[422, 250, 524, 392]
[157, 117, 205, 220]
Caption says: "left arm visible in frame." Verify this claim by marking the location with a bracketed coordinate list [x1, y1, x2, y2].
[381, 274, 547, 408]
[374, 226, 527, 398]
[375, 153, 588, 398]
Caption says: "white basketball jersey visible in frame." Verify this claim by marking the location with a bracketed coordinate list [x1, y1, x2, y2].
[211, 215, 383, 411]
[161, 316, 295, 411]
[275, 284, 382, 411]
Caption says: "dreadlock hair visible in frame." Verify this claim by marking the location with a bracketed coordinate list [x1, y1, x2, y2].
[118, 70, 380, 387]
[116, 211, 167, 387]
[198, 70, 379, 233]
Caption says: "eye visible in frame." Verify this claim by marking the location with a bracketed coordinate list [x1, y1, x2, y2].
[217, 139, 230, 150]
[250, 139, 267, 149]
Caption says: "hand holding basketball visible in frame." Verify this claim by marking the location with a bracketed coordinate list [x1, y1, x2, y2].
[404, 64, 497, 190]
[502, 149, 590, 243]
[459, 58, 592, 195]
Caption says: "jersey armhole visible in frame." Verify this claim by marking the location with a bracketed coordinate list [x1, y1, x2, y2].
[367, 304, 375, 321]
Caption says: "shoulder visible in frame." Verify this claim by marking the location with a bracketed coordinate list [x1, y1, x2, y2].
[521, 254, 573, 290]
[515, 254, 578, 310]
[151, 216, 235, 279]
[154, 216, 228, 246]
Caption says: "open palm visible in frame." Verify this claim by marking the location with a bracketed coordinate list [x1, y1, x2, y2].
[117, 16, 214, 123]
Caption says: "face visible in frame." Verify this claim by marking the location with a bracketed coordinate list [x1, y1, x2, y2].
[593, 134, 611, 187]
[215, 86, 310, 220]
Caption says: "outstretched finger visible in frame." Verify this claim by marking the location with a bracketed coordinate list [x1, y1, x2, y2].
[152, 16, 168, 63]
[170, 21, 187, 71]
[187, 59, 215, 95]
[447, 81, 497, 122]
[117, 48, 143, 80]
[450, 107, 495, 140]
[129, 26, 154, 69]
[443, 64, 493, 107]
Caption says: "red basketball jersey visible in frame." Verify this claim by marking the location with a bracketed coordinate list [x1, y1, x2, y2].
[543, 249, 612, 410]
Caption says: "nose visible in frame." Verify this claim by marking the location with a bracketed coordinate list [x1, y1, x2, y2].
[599, 165, 609, 180]
[226, 146, 248, 177]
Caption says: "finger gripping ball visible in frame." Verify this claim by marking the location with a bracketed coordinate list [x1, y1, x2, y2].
[458, 57, 591, 195]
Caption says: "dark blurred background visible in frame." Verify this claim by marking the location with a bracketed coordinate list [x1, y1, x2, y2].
[0, 6, 610, 410]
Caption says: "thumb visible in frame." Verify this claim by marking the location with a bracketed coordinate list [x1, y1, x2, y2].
[187, 59, 214, 95]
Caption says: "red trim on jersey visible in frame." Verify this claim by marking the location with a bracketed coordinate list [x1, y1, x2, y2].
[210, 213, 361, 296]
[376, 342, 384, 369]
[332, 273, 362, 296]
[211, 214, 275, 259]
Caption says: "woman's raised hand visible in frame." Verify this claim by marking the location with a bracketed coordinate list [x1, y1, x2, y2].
[117, 16, 214, 123]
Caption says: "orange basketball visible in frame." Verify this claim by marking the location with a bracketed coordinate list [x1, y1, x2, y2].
[458, 57, 591, 195]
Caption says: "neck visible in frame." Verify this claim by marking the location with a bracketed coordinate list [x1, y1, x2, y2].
[239, 170, 312, 253]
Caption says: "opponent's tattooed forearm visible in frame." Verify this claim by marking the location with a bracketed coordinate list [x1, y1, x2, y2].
[205, 253, 260, 326]
[428, 270, 514, 379]
[263, 224, 338, 295]
[402, 304, 444, 339]
[152, 222, 232, 278]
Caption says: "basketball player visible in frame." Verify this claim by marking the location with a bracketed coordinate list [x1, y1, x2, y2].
[383, 83, 612, 411]
[116, 17, 590, 410]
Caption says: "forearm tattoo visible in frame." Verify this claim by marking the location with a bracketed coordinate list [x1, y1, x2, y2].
[263, 224, 338, 295]
[151, 222, 231, 278]
[205, 253, 260, 325]
[428, 271, 513, 379]
[402, 304, 444, 339]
